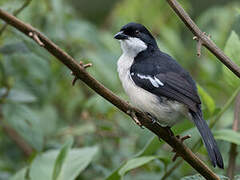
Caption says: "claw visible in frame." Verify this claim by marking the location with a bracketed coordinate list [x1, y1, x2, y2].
[166, 126, 174, 136]
[147, 113, 158, 124]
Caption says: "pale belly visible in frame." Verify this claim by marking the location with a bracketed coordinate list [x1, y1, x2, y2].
[117, 55, 187, 127]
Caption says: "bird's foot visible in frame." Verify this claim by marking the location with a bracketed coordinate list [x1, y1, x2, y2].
[71, 61, 92, 86]
[165, 126, 174, 136]
[171, 134, 191, 161]
[147, 113, 158, 125]
[127, 110, 144, 129]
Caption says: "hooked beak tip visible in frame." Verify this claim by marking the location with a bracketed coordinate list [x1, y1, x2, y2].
[114, 31, 128, 40]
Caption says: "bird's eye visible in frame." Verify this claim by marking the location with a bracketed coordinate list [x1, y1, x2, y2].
[135, 30, 140, 35]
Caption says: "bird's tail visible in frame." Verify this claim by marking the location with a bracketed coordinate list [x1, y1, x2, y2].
[190, 109, 224, 169]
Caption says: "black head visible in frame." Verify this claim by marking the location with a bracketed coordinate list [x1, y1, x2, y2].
[114, 22, 158, 48]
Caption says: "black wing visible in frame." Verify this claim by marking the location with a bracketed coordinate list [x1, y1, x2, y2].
[130, 51, 201, 112]
[130, 50, 224, 168]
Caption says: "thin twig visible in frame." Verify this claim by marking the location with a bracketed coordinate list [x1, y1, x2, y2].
[233, 93, 240, 131]
[29, 32, 44, 46]
[193, 36, 203, 57]
[166, 0, 240, 78]
[0, 0, 32, 36]
[227, 92, 240, 179]
[172, 135, 191, 161]
[72, 61, 92, 86]
[0, 8, 220, 180]
[193, 32, 211, 57]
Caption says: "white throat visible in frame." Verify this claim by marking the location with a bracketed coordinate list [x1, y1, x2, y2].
[120, 37, 147, 58]
[117, 37, 147, 81]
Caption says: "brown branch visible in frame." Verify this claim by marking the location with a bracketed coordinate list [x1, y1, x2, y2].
[0, 8, 220, 180]
[1, 122, 34, 156]
[0, 0, 32, 36]
[0, 84, 34, 156]
[166, 0, 240, 78]
[227, 92, 240, 179]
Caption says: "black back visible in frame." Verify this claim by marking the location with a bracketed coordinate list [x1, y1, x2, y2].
[130, 49, 201, 112]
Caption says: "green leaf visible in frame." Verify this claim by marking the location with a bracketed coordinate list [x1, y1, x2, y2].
[7, 89, 37, 103]
[181, 174, 205, 180]
[105, 166, 122, 180]
[52, 137, 73, 180]
[10, 167, 27, 180]
[235, 175, 240, 180]
[118, 156, 156, 176]
[105, 155, 166, 180]
[213, 129, 240, 145]
[181, 174, 229, 180]
[197, 84, 215, 115]
[3, 103, 44, 151]
[106, 135, 168, 180]
[105, 156, 164, 180]
[29, 146, 98, 180]
[58, 146, 98, 180]
[223, 31, 240, 89]
[29, 150, 57, 180]
[136, 136, 163, 156]
[237, 8, 240, 14]
[118, 156, 161, 177]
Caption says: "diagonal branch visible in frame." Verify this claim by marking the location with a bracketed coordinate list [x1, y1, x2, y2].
[166, 0, 240, 78]
[0, 8, 220, 180]
[0, 0, 32, 36]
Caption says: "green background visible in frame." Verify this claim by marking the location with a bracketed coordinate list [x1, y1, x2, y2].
[0, 0, 240, 179]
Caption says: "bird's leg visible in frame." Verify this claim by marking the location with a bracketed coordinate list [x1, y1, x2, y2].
[171, 134, 191, 161]
[127, 110, 144, 129]
[71, 61, 92, 86]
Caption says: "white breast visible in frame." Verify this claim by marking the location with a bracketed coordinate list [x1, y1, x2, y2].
[117, 53, 187, 127]
[117, 53, 158, 111]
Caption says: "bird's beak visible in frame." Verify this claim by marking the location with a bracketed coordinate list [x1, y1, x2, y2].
[114, 31, 128, 40]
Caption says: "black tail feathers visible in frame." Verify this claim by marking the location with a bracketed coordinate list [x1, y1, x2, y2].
[190, 109, 224, 169]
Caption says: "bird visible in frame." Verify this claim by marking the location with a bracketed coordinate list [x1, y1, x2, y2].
[114, 22, 224, 169]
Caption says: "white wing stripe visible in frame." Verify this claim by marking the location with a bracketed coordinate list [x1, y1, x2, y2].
[154, 76, 164, 86]
[136, 74, 164, 87]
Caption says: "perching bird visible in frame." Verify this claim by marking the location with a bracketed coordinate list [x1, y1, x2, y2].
[114, 22, 224, 168]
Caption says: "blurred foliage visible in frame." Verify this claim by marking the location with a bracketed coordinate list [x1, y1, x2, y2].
[0, 0, 240, 179]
